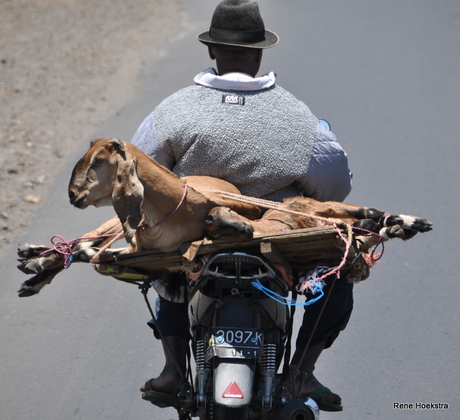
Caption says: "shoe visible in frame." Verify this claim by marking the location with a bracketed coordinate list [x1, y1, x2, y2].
[141, 378, 179, 408]
[304, 385, 343, 412]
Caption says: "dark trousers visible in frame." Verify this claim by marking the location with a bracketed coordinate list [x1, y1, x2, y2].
[150, 297, 190, 340]
[296, 276, 353, 350]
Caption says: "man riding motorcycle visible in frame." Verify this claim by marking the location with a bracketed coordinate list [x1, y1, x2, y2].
[131, 0, 352, 412]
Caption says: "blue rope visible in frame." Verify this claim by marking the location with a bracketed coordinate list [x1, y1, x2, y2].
[251, 279, 325, 306]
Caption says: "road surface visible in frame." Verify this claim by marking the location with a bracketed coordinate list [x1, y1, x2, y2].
[1, 1, 458, 419]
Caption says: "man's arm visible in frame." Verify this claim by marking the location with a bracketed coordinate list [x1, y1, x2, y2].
[130, 112, 175, 170]
[298, 122, 352, 202]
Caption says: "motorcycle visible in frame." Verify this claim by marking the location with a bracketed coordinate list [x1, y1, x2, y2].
[144, 251, 321, 420]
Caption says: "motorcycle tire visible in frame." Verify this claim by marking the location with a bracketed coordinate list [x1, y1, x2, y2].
[277, 398, 317, 420]
[212, 405, 249, 420]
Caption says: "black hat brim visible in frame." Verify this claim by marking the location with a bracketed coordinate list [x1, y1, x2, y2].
[197, 29, 279, 49]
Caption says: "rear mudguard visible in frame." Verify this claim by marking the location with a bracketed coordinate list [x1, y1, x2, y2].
[213, 358, 256, 407]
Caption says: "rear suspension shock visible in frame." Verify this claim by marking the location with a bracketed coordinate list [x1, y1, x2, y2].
[260, 342, 277, 409]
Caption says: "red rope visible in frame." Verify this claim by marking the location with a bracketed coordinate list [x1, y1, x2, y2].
[318, 222, 353, 281]
[295, 221, 387, 293]
[155, 185, 188, 227]
[296, 222, 353, 294]
[351, 226, 385, 262]
[40, 233, 120, 268]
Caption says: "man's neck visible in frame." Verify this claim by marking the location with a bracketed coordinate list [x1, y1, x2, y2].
[216, 61, 259, 78]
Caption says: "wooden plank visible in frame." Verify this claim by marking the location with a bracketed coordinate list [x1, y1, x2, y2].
[94, 226, 353, 273]
[260, 240, 293, 277]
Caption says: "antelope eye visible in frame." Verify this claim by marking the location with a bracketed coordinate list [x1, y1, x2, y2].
[94, 158, 104, 165]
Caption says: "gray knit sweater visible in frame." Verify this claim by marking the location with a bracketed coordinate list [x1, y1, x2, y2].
[151, 83, 318, 198]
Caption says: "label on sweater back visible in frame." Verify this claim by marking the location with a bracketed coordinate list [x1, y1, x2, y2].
[222, 94, 245, 105]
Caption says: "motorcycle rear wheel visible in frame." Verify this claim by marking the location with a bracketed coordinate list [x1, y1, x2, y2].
[212, 405, 249, 420]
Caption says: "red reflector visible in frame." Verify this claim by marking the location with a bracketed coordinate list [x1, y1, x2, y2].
[222, 381, 244, 399]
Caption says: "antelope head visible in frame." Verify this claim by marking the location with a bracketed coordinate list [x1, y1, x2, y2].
[68, 138, 127, 209]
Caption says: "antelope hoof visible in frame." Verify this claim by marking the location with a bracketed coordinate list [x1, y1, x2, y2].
[17, 283, 38, 297]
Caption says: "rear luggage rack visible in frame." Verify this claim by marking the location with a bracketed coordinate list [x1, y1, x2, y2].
[201, 252, 278, 281]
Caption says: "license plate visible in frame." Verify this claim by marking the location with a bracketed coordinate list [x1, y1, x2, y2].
[209, 327, 263, 347]
[206, 327, 263, 360]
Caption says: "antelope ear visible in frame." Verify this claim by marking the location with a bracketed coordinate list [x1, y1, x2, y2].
[112, 159, 144, 244]
[107, 138, 126, 160]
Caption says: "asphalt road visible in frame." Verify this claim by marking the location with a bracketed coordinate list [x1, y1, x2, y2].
[1, 1, 459, 419]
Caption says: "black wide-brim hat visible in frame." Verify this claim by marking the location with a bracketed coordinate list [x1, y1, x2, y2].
[197, 0, 279, 49]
